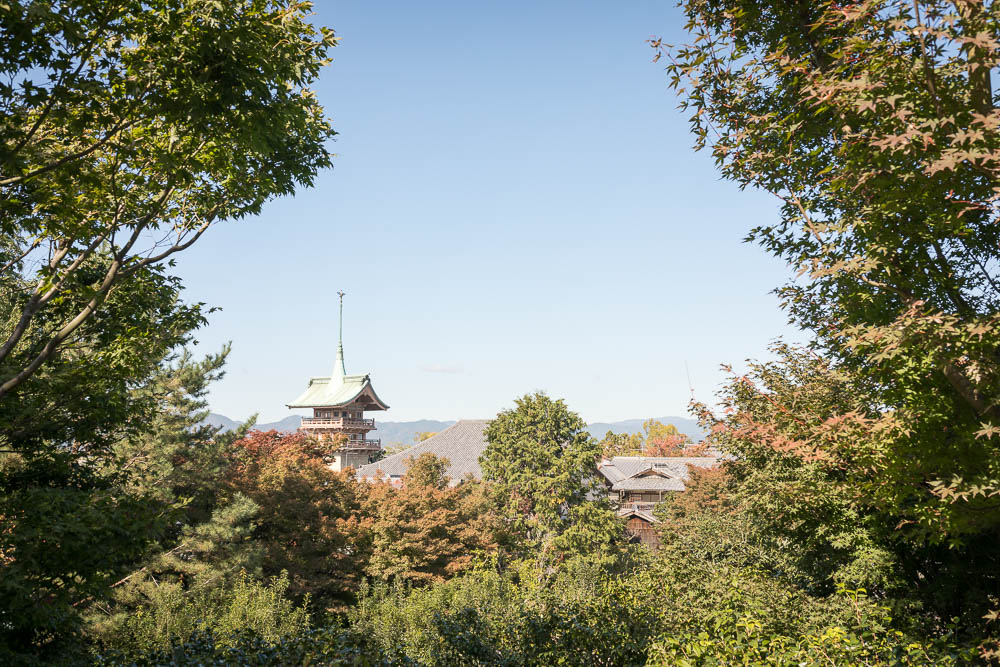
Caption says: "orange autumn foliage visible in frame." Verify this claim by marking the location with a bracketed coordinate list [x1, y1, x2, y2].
[644, 435, 711, 457]
[665, 464, 732, 521]
[225, 430, 368, 610]
[361, 453, 497, 584]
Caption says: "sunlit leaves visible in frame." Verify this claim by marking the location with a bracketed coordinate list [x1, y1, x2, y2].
[0, 0, 337, 394]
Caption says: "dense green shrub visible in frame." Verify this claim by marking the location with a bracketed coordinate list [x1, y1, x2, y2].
[95, 572, 310, 659]
[349, 557, 975, 666]
[94, 627, 385, 667]
[647, 587, 976, 666]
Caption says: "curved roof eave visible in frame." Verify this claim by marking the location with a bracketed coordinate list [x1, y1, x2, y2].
[286, 374, 388, 409]
[361, 383, 390, 411]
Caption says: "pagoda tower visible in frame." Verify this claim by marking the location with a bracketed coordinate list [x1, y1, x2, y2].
[287, 292, 389, 471]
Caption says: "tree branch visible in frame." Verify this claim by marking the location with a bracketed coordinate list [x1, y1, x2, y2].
[913, 1, 946, 118]
[8, 4, 118, 160]
[0, 118, 137, 187]
[943, 362, 1000, 418]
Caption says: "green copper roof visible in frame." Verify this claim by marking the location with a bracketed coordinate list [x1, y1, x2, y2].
[287, 291, 389, 410]
[286, 373, 389, 410]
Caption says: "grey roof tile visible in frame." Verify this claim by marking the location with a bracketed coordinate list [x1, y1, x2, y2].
[598, 456, 719, 492]
[611, 477, 687, 492]
[356, 419, 490, 485]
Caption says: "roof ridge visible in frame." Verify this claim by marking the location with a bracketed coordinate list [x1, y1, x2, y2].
[361, 420, 463, 467]
[307, 373, 369, 381]
[356, 419, 491, 482]
[607, 455, 719, 461]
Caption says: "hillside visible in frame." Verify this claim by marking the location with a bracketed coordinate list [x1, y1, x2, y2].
[204, 413, 706, 445]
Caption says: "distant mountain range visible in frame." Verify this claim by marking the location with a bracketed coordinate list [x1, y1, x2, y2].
[203, 413, 706, 445]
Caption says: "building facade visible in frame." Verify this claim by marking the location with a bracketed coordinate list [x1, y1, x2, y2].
[287, 292, 389, 471]
[597, 456, 719, 547]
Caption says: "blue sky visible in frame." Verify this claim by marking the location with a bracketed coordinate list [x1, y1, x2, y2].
[175, 1, 801, 423]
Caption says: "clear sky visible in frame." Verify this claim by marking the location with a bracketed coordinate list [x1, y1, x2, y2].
[174, 1, 802, 423]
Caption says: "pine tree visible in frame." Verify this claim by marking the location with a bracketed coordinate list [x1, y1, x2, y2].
[85, 348, 264, 648]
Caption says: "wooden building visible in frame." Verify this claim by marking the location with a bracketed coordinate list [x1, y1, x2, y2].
[597, 456, 719, 548]
[287, 292, 389, 471]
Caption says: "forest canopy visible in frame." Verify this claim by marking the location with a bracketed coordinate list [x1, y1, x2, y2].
[2, 0, 999, 664]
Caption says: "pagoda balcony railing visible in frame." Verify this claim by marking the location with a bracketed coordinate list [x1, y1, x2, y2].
[301, 417, 375, 430]
[339, 439, 381, 451]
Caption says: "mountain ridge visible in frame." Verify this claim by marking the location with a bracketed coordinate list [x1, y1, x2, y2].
[203, 413, 706, 446]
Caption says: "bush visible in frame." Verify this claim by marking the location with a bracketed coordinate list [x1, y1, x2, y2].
[94, 627, 384, 667]
[648, 587, 977, 666]
[97, 571, 310, 658]
[350, 559, 977, 666]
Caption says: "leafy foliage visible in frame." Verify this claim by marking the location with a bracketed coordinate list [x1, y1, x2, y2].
[481, 392, 625, 571]
[352, 555, 973, 666]
[0, 0, 337, 396]
[657, 0, 1000, 650]
[7, 1, 1000, 661]
[599, 419, 706, 457]
[684, 345, 1000, 640]
[0, 267, 200, 662]
[657, 0, 1000, 545]
[84, 349, 266, 652]
[598, 430, 644, 457]
[0, 1, 338, 659]
[94, 626, 382, 667]
[226, 430, 367, 612]
[362, 453, 496, 584]
[97, 571, 310, 659]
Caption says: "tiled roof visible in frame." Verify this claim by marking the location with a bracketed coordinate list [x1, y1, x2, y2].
[597, 456, 719, 492]
[621, 508, 658, 523]
[356, 420, 490, 486]
[611, 476, 687, 492]
[287, 374, 389, 409]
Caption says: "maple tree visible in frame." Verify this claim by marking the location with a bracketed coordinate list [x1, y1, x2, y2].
[659, 0, 1000, 652]
[691, 345, 1000, 647]
[657, 0, 1000, 538]
[0, 0, 336, 397]
[361, 453, 496, 584]
[225, 430, 367, 611]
